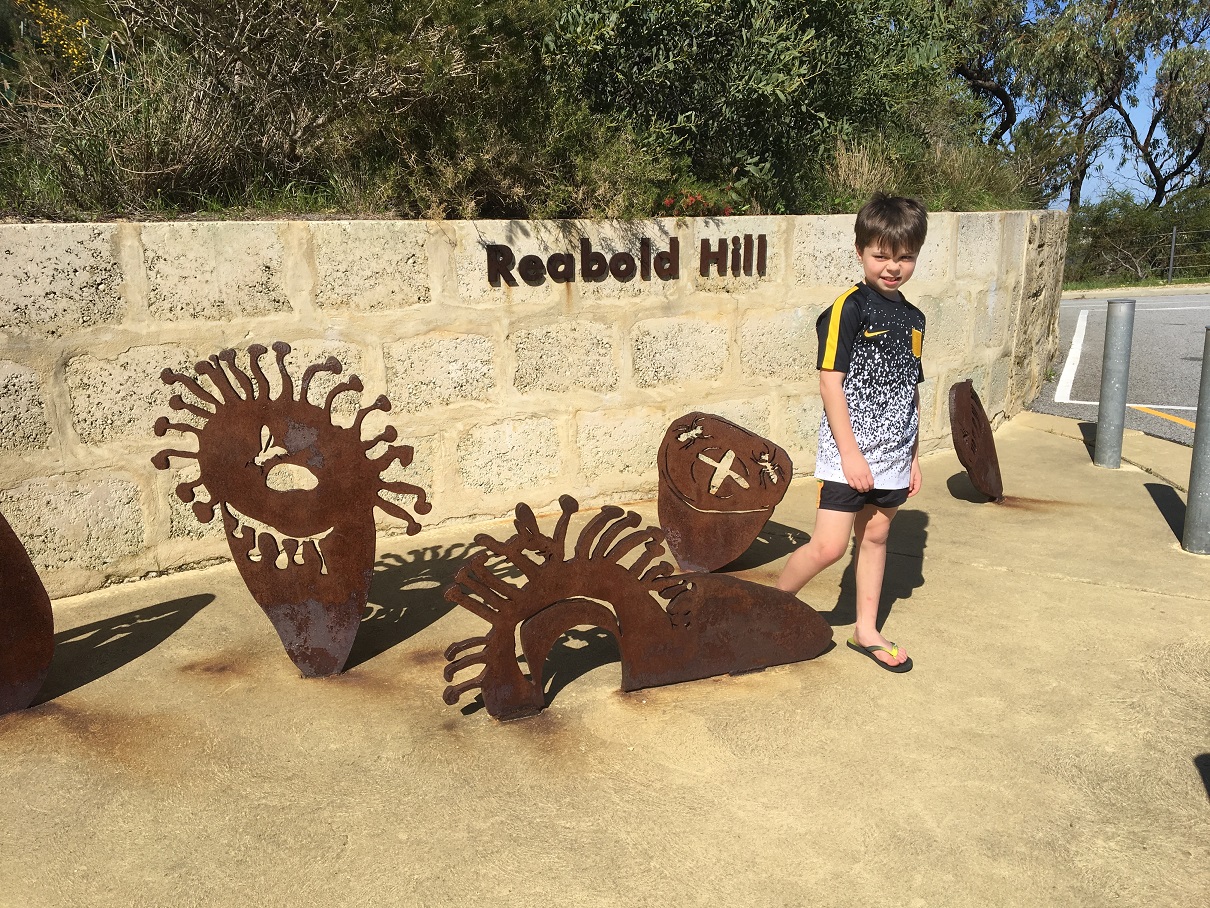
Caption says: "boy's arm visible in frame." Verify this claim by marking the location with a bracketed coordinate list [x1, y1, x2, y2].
[820, 369, 874, 492]
[908, 388, 922, 496]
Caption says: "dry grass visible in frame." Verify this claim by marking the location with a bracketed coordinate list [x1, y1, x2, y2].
[822, 135, 1032, 213]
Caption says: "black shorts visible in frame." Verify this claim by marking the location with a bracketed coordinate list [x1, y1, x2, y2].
[816, 480, 909, 513]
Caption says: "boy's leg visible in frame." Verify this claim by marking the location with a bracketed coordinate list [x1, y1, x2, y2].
[850, 504, 908, 667]
[776, 507, 856, 594]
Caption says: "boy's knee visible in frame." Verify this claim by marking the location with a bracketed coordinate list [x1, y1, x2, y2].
[860, 524, 892, 548]
[814, 538, 850, 566]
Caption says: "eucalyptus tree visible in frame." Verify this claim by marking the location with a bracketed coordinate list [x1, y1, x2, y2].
[1113, 16, 1210, 206]
[948, 0, 1210, 208]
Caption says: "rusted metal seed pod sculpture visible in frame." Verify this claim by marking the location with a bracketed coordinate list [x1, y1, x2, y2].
[153, 343, 431, 677]
[658, 412, 793, 572]
[442, 496, 832, 720]
[0, 509, 54, 715]
[948, 379, 1005, 502]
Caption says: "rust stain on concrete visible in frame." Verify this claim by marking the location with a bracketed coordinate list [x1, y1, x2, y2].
[0, 702, 195, 780]
[178, 650, 258, 679]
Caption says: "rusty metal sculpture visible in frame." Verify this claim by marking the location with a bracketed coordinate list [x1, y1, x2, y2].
[153, 343, 431, 677]
[658, 412, 793, 572]
[1, 509, 54, 715]
[948, 379, 1005, 502]
[443, 496, 831, 720]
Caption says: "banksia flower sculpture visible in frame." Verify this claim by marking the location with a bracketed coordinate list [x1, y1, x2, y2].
[443, 496, 832, 720]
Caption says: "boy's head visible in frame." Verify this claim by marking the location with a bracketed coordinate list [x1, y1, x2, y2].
[854, 193, 928, 298]
[855, 193, 928, 255]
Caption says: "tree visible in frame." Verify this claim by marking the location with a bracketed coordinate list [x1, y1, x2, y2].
[949, 0, 1210, 208]
[1112, 24, 1210, 206]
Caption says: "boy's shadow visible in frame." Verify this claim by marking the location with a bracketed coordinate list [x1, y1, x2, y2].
[818, 510, 929, 631]
[345, 541, 477, 670]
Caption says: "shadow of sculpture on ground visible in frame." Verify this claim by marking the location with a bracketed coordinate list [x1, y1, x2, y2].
[1145, 482, 1186, 542]
[34, 595, 214, 704]
[1195, 754, 1210, 803]
[947, 471, 992, 503]
[541, 626, 622, 705]
[718, 520, 810, 572]
[821, 509, 928, 632]
[344, 542, 476, 670]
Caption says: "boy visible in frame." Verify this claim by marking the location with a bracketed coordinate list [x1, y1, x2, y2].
[776, 193, 928, 673]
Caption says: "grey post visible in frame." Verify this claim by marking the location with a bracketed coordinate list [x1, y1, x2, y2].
[1093, 299, 1136, 468]
[1182, 327, 1210, 553]
[1167, 226, 1177, 284]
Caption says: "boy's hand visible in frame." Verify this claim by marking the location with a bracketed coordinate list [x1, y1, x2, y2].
[908, 459, 922, 497]
[841, 451, 875, 492]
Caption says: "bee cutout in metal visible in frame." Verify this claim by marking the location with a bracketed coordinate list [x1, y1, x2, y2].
[153, 343, 431, 677]
[0, 509, 54, 715]
[657, 412, 793, 572]
[442, 496, 832, 720]
[948, 380, 1004, 502]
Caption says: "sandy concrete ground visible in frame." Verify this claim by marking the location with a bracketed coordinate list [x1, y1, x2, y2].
[2, 413, 1208, 908]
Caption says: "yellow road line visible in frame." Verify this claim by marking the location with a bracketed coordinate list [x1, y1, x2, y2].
[1128, 404, 1197, 429]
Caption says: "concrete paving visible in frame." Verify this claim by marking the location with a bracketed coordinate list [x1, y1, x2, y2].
[2, 412, 1209, 908]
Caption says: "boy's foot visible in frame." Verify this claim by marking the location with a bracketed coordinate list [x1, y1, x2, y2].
[846, 636, 913, 673]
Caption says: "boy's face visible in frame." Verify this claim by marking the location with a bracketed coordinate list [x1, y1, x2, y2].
[856, 242, 917, 298]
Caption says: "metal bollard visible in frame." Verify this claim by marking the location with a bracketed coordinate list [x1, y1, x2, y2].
[1167, 226, 1178, 284]
[1093, 299, 1136, 468]
[1182, 327, 1210, 554]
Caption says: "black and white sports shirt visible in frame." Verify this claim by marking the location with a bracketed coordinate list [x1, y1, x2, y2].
[814, 281, 926, 489]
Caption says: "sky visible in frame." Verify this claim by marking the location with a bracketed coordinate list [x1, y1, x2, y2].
[1075, 59, 1162, 205]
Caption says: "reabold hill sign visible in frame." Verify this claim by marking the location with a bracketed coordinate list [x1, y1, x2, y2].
[486, 234, 768, 287]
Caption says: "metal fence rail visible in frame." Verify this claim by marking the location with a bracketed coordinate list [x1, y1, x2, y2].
[1067, 224, 1210, 285]
[1160, 226, 1210, 282]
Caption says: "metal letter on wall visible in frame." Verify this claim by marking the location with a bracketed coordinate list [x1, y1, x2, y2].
[658, 412, 793, 572]
[1, 510, 54, 715]
[442, 496, 832, 720]
[153, 343, 431, 677]
[948, 379, 1005, 502]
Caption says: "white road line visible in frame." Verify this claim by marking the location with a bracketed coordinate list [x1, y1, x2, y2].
[1060, 302, 1210, 312]
[1127, 306, 1210, 313]
[1057, 400, 1197, 410]
[1053, 307, 1197, 409]
[1055, 309, 1088, 404]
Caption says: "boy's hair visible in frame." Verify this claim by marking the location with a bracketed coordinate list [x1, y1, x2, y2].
[855, 193, 928, 255]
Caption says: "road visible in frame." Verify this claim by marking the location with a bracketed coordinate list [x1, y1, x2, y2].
[1028, 290, 1210, 447]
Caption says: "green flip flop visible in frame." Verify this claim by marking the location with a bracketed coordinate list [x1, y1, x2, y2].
[846, 638, 913, 673]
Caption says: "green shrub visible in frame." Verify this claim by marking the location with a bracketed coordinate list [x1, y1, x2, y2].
[546, 0, 950, 212]
[0, 0, 1055, 220]
[1066, 190, 1210, 286]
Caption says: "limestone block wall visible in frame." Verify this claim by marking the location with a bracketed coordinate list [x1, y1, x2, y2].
[0, 211, 1067, 597]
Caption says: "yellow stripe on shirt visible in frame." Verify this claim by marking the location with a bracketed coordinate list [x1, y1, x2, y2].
[821, 286, 859, 370]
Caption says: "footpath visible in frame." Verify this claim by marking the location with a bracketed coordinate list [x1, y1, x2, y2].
[1061, 280, 1210, 299]
[1, 412, 1208, 908]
